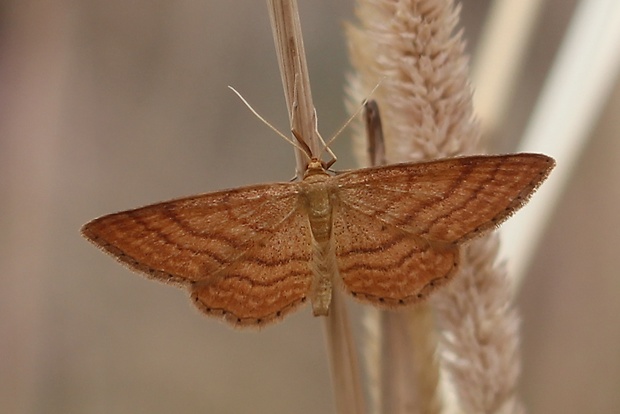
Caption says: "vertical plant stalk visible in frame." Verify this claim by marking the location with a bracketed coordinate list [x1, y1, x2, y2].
[362, 101, 442, 414]
[268, 0, 318, 176]
[377, 308, 441, 414]
[267, 1, 366, 413]
[347, 1, 524, 413]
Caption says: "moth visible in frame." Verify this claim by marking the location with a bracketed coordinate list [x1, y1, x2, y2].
[82, 145, 554, 327]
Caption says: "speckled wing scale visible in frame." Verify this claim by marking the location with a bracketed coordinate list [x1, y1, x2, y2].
[82, 182, 314, 327]
[81, 153, 555, 328]
[332, 154, 554, 304]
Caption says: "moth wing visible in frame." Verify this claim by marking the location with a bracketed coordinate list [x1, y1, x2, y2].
[82, 182, 313, 326]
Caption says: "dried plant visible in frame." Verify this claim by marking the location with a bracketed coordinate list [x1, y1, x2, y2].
[346, 1, 524, 413]
[268, 1, 366, 413]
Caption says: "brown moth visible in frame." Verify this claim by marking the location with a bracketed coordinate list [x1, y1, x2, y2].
[82, 151, 554, 327]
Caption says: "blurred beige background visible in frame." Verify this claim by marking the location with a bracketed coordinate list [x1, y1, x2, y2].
[1, 1, 619, 413]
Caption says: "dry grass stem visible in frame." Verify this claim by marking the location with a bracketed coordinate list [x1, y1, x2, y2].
[268, 0, 319, 175]
[360, 101, 441, 414]
[267, 1, 366, 413]
[347, 0, 525, 412]
[380, 308, 441, 414]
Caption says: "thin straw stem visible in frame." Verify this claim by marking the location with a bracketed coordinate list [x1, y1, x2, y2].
[267, 2, 366, 413]
[268, 0, 318, 176]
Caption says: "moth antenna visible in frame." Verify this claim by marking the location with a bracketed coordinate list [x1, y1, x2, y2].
[288, 88, 314, 161]
[320, 81, 384, 158]
[311, 107, 337, 166]
[291, 129, 314, 161]
[228, 86, 311, 159]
